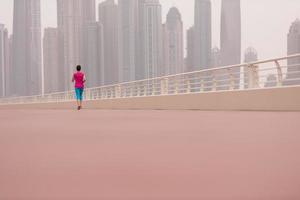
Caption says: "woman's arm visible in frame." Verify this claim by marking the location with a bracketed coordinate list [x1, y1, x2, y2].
[83, 75, 86, 83]
[72, 74, 74, 83]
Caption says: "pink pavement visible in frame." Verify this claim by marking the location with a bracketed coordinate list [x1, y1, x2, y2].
[0, 109, 300, 200]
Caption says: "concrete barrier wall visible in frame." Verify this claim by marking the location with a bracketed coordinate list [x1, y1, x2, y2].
[1, 86, 300, 111]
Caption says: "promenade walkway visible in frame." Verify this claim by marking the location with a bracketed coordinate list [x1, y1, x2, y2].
[0, 109, 299, 199]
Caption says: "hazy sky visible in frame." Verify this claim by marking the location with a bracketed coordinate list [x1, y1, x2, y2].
[0, 0, 300, 60]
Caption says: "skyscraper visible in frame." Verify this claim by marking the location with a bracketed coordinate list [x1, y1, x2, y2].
[194, 0, 211, 70]
[141, 0, 162, 79]
[220, 0, 241, 66]
[57, 0, 96, 91]
[136, 0, 146, 80]
[220, 0, 241, 89]
[12, 0, 42, 96]
[81, 0, 96, 23]
[44, 28, 62, 94]
[162, 7, 184, 75]
[244, 47, 258, 63]
[286, 19, 300, 85]
[118, 0, 140, 82]
[0, 24, 9, 97]
[0, 24, 5, 97]
[186, 26, 195, 72]
[99, 0, 119, 85]
[57, 0, 81, 91]
[6, 35, 13, 97]
[81, 0, 96, 78]
[86, 22, 105, 87]
[4, 34, 15, 97]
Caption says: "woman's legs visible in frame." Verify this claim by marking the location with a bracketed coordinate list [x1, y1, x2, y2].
[75, 88, 81, 109]
[75, 88, 84, 110]
[79, 88, 84, 109]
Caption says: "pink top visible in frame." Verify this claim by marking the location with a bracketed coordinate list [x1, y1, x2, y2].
[73, 72, 85, 89]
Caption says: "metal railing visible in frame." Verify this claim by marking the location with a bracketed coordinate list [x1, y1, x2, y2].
[1, 54, 300, 105]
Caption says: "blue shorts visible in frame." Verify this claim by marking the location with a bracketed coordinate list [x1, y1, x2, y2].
[75, 88, 84, 101]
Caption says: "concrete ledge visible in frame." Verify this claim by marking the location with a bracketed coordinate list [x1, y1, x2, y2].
[1, 86, 300, 111]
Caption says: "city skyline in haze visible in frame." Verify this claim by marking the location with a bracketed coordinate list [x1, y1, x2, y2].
[1, 0, 300, 60]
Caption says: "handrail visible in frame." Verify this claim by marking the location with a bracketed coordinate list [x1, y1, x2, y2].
[68, 53, 300, 91]
[1, 53, 300, 105]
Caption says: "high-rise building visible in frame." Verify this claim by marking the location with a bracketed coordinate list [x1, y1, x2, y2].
[43, 28, 63, 94]
[0, 24, 9, 97]
[99, 0, 119, 85]
[86, 22, 105, 87]
[5, 35, 15, 97]
[57, 0, 81, 91]
[162, 7, 184, 76]
[81, 0, 96, 78]
[118, 0, 140, 82]
[244, 47, 258, 88]
[220, 0, 241, 88]
[140, 0, 162, 79]
[6, 35, 13, 97]
[244, 47, 258, 63]
[12, 0, 42, 96]
[0, 24, 4, 97]
[194, 0, 211, 70]
[186, 27, 195, 72]
[286, 19, 300, 85]
[220, 0, 241, 66]
[135, 0, 146, 80]
[57, 0, 96, 91]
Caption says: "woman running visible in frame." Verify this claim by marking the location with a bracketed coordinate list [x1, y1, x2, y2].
[72, 65, 86, 110]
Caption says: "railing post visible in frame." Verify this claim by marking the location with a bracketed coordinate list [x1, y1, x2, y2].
[115, 85, 121, 98]
[100, 89, 103, 99]
[144, 84, 147, 96]
[85, 89, 90, 100]
[228, 68, 235, 90]
[102, 89, 106, 99]
[99, 90, 102, 99]
[64, 93, 67, 101]
[174, 78, 179, 94]
[129, 85, 133, 97]
[160, 79, 164, 95]
[212, 76, 217, 91]
[186, 78, 191, 94]
[230, 74, 235, 90]
[89, 90, 94, 100]
[247, 64, 253, 89]
[160, 78, 168, 95]
[150, 80, 155, 96]
[165, 78, 169, 95]
[244, 65, 249, 89]
[90, 91, 94, 100]
[248, 64, 259, 89]
[137, 84, 142, 97]
[110, 88, 114, 99]
[275, 60, 283, 87]
[104, 89, 108, 99]
[200, 78, 204, 92]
